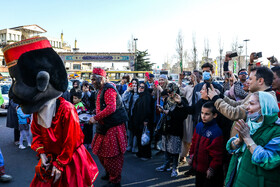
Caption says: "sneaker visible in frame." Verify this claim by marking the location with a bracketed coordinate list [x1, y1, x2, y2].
[14, 141, 19, 146]
[19, 145, 26, 149]
[0, 174, 12, 182]
[155, 165, 171, 172]
[27, 144, 31, 147]
[171, 169, 179, 177]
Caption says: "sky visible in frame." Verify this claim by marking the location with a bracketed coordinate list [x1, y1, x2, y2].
[2, 0, 280, 68]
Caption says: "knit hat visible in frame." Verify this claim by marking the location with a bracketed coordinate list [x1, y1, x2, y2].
[92, 68, 106, 77]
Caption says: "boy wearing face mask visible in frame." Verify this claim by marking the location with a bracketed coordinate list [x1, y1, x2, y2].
[191, 63, 224, 110]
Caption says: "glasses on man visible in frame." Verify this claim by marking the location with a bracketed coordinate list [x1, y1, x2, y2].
[239, 72, 248, 75]
[139, 86, 145, 89]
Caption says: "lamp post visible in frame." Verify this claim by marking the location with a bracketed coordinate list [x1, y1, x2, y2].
[219, 49, 223, 77]
[134, 38, 138, 70]
[244, 39, 250, 69]
[238, 46, 243, 69]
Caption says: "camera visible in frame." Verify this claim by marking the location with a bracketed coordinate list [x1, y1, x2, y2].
[268, 56, 277, 64]
[253, 52, 262, 58]
[183, 71, 191, 76]
[229, 52, 238, 58]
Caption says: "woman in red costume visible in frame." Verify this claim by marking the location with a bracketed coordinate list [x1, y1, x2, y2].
[2, 37, 99, 186]
[90, 68, 127, 187]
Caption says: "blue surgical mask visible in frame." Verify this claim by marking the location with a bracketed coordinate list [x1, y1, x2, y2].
[203, 72, 211, 81]
[247, 110, 261, 122]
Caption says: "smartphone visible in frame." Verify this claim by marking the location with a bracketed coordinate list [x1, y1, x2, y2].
[229, 52, 238, 58]
[254, 52, 262, 58]
[268, 56, 276, 64]
[183, 71, 191, 76]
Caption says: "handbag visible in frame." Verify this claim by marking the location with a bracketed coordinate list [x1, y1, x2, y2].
[141, 125, 150, 146]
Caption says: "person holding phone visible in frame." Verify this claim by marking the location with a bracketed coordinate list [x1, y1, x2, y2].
[155, 82, 189, 177]
[122, 78, 140, 153]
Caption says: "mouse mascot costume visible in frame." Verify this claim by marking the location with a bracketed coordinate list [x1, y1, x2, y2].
[2, 37, 99, 187]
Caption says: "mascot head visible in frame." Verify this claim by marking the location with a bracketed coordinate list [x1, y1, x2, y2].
[2, 37, 68, 114]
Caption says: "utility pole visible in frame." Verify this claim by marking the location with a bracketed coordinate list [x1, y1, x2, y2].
[244, 39, 250, 69]
[219, 49, 223, 77]
[238, 46, 243, 69]
[134, 38, 138, 71]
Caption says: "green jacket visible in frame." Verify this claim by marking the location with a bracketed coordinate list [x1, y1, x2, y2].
[226, 115, 280, 187]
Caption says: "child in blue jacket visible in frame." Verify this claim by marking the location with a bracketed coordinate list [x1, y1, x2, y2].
[17, 106, 32, 149]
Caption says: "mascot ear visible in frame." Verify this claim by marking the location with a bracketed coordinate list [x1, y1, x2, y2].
[36, 71, 50, 92]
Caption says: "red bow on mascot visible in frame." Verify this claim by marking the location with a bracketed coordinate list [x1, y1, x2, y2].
[2, 37, 99, 186]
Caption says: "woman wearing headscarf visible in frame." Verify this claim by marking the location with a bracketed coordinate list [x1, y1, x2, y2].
[131, 82, 154, 160]
[122, 78, 139, 153]
[225, 91, 280, 187]
[153, 74, 168, 150]
[155, 82, 188, 177]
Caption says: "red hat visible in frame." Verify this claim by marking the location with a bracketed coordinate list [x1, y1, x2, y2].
[2, 37, 52, 69]
[92, 68, 106, 77]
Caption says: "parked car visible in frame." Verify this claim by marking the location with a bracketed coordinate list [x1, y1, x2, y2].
[0, 84, 11, 115]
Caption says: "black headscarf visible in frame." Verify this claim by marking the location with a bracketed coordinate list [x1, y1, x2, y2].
[131, 83, 153, 132]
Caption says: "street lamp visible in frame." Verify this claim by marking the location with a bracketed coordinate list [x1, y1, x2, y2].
[244, 39, 250, 69]
[219, 49, 223, 77]
[134, 38, 138, 70]
[238, 46, 243, 69]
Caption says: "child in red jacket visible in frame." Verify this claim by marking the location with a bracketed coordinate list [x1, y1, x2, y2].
[189, 101, 224, 187]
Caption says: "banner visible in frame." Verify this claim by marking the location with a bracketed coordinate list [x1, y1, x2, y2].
[214, 60, 218, 76]
[234, 60, 237, 73]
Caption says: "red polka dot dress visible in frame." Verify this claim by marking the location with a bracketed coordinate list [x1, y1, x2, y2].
[91, 87, 127, 184]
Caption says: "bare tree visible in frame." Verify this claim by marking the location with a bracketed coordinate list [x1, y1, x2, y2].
[192, 33, 198, 70]
[175, 30, 184, 72]
[183, 50, 191, 69]
[203, 38, 211, 59]
[218, 34, 224, 77]
[231, 37, 239, 52]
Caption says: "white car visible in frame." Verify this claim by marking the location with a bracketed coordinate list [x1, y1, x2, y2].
[0, 84, 10, 115]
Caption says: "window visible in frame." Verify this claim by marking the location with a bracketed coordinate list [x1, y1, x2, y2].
[13, 34, 16, 41]
[8, 33, 11, 40]
[73, 64, 81, 70]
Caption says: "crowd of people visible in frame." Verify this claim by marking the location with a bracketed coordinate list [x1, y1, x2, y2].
[1, 37, 280, 187]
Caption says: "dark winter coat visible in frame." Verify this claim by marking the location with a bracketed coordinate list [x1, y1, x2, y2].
[161, 97, 188, 138]
[6, 99, 19, 129]
[131, 85, 154, 133]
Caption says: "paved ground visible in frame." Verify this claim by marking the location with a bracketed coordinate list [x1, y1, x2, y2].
[0, 116, 195, 187]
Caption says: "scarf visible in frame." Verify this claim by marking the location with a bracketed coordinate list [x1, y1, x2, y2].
[247, 91, 279, 135]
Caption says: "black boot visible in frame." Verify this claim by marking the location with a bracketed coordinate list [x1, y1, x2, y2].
[101, 172, 109, 181]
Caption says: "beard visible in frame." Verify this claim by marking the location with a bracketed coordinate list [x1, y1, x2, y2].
[93, 76, 104, 90]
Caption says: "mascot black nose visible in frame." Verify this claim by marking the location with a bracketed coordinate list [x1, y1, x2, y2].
[36, 71, 50, 92]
